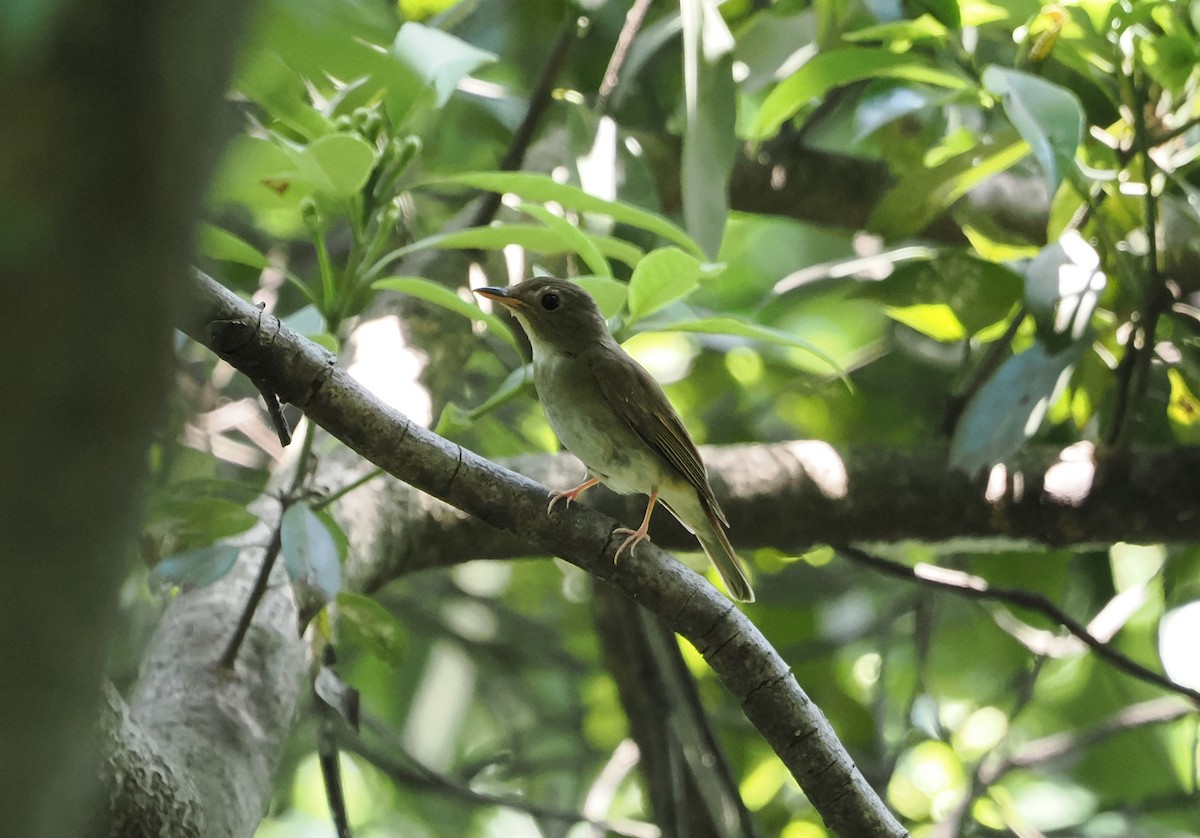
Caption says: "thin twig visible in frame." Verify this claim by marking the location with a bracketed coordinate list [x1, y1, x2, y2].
[218, 501, 288, 669]
[595, 0, 656, 116]
[941, 308, 1027, 435]
[467, 16, 578, 229]
[317, 647, 353, 838]
[834, 544, 1200, 707]
[344, 712, 660, 838]
[312, 466, 385, 513]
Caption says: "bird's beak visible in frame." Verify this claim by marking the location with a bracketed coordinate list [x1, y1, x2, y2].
[473, 286, 526, 309]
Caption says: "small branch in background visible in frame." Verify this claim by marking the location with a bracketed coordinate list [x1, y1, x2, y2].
[979, 695, 1194, 784]
[317, 648, 353, 838]
[468, 16, 578, 229]
[595, 0, 656, 116]
[342, 711, 660, 838]
[218, 503, 289, 669]
[834, 544, 1200, 708]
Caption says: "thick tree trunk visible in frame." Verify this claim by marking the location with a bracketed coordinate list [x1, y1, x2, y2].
[0, 2, 250, 835]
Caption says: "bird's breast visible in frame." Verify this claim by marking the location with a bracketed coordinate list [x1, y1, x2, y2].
[533, 353, 664, 496]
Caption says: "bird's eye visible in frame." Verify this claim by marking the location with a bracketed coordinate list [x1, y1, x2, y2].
[540, 292, 560, 311]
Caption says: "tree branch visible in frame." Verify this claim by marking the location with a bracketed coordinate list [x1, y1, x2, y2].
[182, 270, 907, 836]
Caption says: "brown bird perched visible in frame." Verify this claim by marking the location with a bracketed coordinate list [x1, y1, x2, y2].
[474, 277, 754, 602]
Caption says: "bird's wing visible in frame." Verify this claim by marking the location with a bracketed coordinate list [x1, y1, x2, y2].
[585, 341, 728, 526]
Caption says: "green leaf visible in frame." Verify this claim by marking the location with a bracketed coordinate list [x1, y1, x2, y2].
[681, 0, 737, 259]
[151, 495, 258, 552]
[299, 133, 378, 199]
[149, 544, 240, 591]
[200, 224, 270, 269]
[748, 47, 970, 140]
[383, 224, 644, 268]
[949, 340, 1084, 472]
[856, 251, 1023, 337]
[373, 276, 518, 349]
[885, 304, 967, 341]
[518, 203, 612, 278]
[281, 503, 341, 601]
[843, 14, 948, 44]
[432, 172, 704, 259]
[336, 591, 407, 667]
[574, 276, 629, 319]
[869, 132, 1027, 239]
[391, 22, 497, 109]
[209, 134, 312, 210]
[982, 66, 1083, 196]
[653, 316, 846, 380]
[627, 247, 704, 323]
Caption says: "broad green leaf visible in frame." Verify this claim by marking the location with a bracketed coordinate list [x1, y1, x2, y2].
[383, 224, 644, 268]
[681, 0, 737, 259]
[518, 203, 612, 278]
[748, 48, 970, 140]
[653, 316, 846, 379]
[982, 66, 1083, 196]
[149, 544, 240, 591]
[949, 340, 1084, 472]
[574, 276, 629, 318]
[373, 276, 518, 349]
[391, 22, 497, 109]
[869, 132, 1027, 238]
[843, 14, 948, 44]
[856, 251, 1023, 336]
[336, 591, 407, 667]
[281, 503, 341, 601]
[152, 495, 258, 551]
[209, 134, 312, 210]
[433, 172, 705, 259]
[299, 133, 377, 199]
[200, 224, 269, 269]
[627, 247, 704, 323]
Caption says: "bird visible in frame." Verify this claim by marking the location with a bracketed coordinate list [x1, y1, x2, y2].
[474, 277, 754, 602]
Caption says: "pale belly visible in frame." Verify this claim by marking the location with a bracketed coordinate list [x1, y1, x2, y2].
[535, 354, 662, 496]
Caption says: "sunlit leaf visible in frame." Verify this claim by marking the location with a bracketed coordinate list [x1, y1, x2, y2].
[574, 276, 629, 318]
[391, 22, 497, 109]
[300, 133, 377, 199]
[384, 224, 644, 268]
[748, 48, 970, 140]
[885, 304, 967, 341]
[982, 66, 1083, 196]
[1023, 231, 1106, 346]
[432, 172, 705, 259]
[373, 276, 518, 349]
[518, 202, 612, 278]
[199, 225, 270, 269]
[627, 247, 704, 323]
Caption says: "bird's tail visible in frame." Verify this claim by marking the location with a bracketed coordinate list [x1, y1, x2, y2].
[695, 497, 755, 603]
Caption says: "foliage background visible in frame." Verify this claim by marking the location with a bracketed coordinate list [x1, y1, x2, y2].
[11, 0, 1200, 835]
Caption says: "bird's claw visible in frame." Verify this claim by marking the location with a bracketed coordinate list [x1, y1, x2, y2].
[613, 526, 651, 563]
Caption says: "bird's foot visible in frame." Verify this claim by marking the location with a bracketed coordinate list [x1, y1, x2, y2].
[613, 525, 651, 563]
[547, 477, 601, 515]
